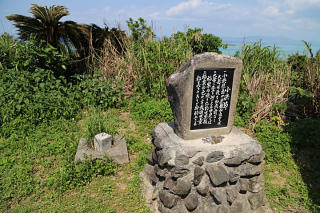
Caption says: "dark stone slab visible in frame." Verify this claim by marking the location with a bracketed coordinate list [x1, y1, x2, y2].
[248, 191, 266, 210]
[175, 154, 190, 167]
[171, 167, 190, 179]
[159, 190, 178, 209]
[210, 187, 227, 205]
[192, 156, 204, 166]
[172, 179, 192, 197]
[184, 193, 199, 211]
[206, 164, 229, 186]
[206, 151, 224, 163]
[193, 166, 205, 186]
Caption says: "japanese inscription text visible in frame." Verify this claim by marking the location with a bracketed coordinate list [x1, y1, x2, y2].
[190, 68, 234, 130]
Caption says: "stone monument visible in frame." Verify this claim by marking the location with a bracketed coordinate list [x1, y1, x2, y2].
[142, 53, 271, 213]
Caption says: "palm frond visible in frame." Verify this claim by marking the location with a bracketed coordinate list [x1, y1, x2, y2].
[6, 14, 42, 40]
[30, 4, 69, 23]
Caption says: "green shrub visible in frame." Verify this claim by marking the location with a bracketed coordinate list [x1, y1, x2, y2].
[235, 81, 257, 127]
[173, 28, 227, 54]
[0, 35, 124, 137]
[0, 33, 71, 76]
[72, 73, 124, 109]
[287, 42, 320, 117]
[0, 68, 81, 135]
[254, 120, 292, 164]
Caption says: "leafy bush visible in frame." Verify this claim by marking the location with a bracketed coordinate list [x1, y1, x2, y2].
[288, 42, 320, 117]
[123, 19, 227, 99]
[0, 35, 124, 137]
[0, 68, 80, 136]
[173, 28, 227, 54]
[254, 120, 292, 164]
[0, 33, 71, 76]
[72, 73, 124, 109]
[127, 17, 154, 42]
[235, 85, 257, 127]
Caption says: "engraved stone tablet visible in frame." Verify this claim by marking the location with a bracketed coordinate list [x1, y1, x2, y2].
[166, 53, 242, 140]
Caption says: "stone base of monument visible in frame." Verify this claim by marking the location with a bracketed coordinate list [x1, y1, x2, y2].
[141, 123, 272, 213]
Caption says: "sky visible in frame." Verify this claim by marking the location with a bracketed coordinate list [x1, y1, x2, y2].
[1, 0, 320, 44]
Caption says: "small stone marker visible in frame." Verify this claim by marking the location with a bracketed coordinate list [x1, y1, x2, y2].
[94, 132, 112, 152]
[75, 133, 129, 164]
[167, 52, 242, 140]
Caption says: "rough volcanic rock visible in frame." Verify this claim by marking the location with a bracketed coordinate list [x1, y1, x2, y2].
[206, 164, 229, 186]
[206, 151, 224, 163]
[193, 166, 205, 186]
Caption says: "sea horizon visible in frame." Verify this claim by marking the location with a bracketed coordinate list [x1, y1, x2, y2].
[221, 36, 320, 57]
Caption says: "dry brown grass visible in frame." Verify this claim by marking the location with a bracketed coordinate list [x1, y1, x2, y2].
[245, 64, 291, 124]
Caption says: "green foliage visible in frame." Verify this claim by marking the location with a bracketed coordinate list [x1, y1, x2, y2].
[254, 121, 292, 164]
[0, 35, 124, 137]
[48, 157, 116, 192]
[288, 42, 320, 116]
[0, 118, 118, 209]
[127, 17, 154, 42]
[235, 81, 257, 127]
[131, 98, 173, 121]
[236, 41, 290, 125]
[6, 4, 90, 58]
[126, 134, 150, 153]
[241, 41, 280, 75]
[130, 37, 192, 98]
[125, 19, 226, 99]
[72, 73, 124, 109]
[0, 34, 71, 76]
[0, 68, 80, 136]
[173, 28, 227, 54]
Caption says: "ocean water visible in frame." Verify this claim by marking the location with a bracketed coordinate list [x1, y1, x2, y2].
[221, 41, 320, 58]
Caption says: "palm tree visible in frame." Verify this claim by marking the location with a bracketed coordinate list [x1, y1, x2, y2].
[87, 24, 127, 55]
[6, 4, 88, 56]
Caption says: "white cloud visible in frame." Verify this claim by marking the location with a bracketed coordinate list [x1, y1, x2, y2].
[259, 0, 320, 16]
[264, 6, 280, 17]
[285, 0, 320, 10]
[166, 0, 201, 16]
[279, 24, 292, 30]
[165, 0, 231, 17]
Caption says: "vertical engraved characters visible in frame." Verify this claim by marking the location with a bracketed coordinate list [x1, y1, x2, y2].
[191, 68, 234, 130]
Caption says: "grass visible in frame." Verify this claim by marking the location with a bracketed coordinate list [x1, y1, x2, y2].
[1, 107, 155, 212]
[1, 100, 320, 212]
[248, 118, 320, 213]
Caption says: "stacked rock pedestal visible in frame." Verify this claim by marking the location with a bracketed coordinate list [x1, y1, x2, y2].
[144, 123, 271, 213]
